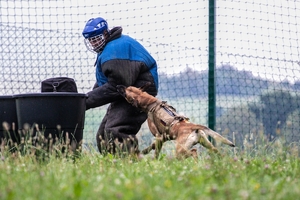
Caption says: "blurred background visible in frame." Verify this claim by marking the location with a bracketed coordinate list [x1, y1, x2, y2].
[1, 0, 300, 152]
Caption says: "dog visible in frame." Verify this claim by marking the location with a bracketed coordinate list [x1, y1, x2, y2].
[116, 83, 235, 159]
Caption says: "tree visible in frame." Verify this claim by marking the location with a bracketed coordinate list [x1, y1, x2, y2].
[250, 90, 298, 140]
[216, 105, 259, 147]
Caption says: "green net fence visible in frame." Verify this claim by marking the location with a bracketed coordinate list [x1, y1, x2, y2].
[1, 0, 300, 152]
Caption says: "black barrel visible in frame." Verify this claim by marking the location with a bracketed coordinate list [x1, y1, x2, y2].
[0, 95, 19, 142]
[14, 92, 87, 145]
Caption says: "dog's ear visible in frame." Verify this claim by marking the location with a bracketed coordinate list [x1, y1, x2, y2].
[140, 82, 152, 92]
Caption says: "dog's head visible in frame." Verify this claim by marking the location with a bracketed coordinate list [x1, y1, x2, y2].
[116, 83, 157, 111]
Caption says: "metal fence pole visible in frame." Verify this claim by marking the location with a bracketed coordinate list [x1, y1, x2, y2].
[208, 0, 216, 136]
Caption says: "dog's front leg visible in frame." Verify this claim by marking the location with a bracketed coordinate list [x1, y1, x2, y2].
[154, 137, 164, 159]
[141, 118, 164, 158]
[141, 141, 155, 154]
[141, 117, 156, 155]
[141, 137, 164, 158]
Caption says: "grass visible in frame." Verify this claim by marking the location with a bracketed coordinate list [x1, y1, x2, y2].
[0, 130, 300, 200]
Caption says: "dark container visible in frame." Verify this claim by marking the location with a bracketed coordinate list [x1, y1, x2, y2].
[0, 95, 19, 142]
[14, 92, 88, 146]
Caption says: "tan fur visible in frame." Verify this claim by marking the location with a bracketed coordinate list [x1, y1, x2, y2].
[117, 85, 235, 159]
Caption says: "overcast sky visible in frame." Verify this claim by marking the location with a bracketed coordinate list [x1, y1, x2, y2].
[1, 0, 300, 84]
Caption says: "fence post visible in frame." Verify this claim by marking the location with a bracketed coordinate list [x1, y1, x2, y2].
[208, 0, 216, 140]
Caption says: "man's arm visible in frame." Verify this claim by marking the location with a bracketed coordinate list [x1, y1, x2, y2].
[86, 82, 121, 110]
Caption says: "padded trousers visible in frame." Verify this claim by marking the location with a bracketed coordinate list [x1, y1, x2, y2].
[96, 98, 147, 155]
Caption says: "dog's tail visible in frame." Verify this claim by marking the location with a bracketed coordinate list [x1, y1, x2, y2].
[204, 128, 235, 147]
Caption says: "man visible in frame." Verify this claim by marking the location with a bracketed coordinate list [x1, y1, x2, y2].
[82, 17, 158, 155]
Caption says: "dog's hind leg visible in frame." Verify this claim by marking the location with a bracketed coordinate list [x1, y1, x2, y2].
[177, 129, 219, 156]
[197, 130, 219, 153]
[204, 128, 235, 147]
[175, 131, 198, 159]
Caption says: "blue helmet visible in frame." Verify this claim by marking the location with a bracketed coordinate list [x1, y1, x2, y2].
[82, 17, 109, 53]
[82, 17, 109, 39]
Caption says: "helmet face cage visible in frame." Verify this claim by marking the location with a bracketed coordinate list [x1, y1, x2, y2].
[84, 34, 106, 54]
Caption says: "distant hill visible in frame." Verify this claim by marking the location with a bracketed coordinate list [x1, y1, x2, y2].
[158, 65, 299, 98]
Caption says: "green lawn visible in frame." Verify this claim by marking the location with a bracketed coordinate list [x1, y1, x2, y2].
[0, 140, 299, 200]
